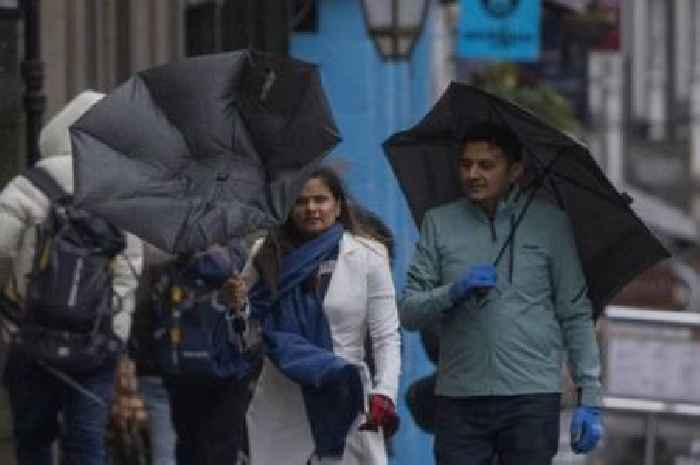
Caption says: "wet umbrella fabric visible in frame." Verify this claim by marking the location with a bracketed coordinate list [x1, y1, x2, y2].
[71, 50, 340, 254]
[383, 82, 669, 318]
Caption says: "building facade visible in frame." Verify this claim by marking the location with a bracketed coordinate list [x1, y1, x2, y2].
[0, 0, 186, 184]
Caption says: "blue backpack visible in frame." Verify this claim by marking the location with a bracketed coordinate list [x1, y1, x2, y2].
[152, 246, 256, 380]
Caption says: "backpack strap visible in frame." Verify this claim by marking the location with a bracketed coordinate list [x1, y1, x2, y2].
[2, 167, 67, 308]
[23, 166, 67, 202]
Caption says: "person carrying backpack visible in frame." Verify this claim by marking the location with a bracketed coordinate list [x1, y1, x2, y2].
[0, 90, 143, 465]
[151, 241, 259, 465]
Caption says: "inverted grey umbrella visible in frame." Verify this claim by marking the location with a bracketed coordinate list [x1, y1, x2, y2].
[71, 50, 341, 254]
[383, 82, 669, 318]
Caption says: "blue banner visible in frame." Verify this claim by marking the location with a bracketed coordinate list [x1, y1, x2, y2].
[458, 0, 541, 61]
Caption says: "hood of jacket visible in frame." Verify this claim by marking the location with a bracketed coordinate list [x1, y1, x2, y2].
[39, 90, 105, 159]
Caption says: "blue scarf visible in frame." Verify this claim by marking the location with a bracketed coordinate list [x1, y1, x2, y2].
[250, 224, 364, 458]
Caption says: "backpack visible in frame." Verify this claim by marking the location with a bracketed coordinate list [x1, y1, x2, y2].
[152, 246, 256, 381]
[8, 166, 127, 374]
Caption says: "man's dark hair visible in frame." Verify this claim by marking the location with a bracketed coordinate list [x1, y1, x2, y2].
[461, 122, 523, 163]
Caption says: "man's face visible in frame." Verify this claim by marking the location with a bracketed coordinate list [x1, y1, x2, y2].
[459, 141, 523, 213]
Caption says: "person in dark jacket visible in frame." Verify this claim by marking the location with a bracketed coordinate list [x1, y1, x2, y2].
[140, 243, 255, 465]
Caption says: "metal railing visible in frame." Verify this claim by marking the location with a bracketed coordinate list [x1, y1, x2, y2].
[605, 305, 700, 327]
[601, 305, 700, 465]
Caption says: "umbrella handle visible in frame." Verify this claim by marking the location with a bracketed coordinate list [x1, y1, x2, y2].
[493, 147, 566, 268]
[492, 184, 539, 268]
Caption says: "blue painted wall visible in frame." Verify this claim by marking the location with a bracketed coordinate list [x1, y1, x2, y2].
[291, 2, 438, 464]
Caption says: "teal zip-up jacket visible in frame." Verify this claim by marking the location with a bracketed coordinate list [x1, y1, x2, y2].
[400, 191, 602, 406]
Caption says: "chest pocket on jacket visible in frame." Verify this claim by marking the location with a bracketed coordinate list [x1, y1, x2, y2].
[512, 244, 551, 302]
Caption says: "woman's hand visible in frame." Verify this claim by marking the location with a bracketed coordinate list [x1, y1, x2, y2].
[359, 394, 399, 438]
[222, 274, 248, 312]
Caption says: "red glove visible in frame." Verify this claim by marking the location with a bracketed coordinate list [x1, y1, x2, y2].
[359, 394, 399, 437]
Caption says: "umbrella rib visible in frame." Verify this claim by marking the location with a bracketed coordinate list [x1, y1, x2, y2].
[514, 147, 544, 203]
[548, 177, 566, 210]
[527, 151, 567, 210]
[493, 147, 567, 267]
[515, 146, 561, 206]
[548, 171, 630, 210]
[523, 144, 625, 210]
[493, 185, 538, 267]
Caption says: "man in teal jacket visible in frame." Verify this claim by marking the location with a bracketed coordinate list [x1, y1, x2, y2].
[400, 123, 603, 465]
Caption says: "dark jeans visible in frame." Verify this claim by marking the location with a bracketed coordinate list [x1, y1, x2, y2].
[435, 394, 561, 465]
[164, 375, 250, 465]
[3, 349, 117, 465]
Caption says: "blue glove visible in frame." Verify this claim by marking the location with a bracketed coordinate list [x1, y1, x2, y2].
[448, 264, 497, 303]
[570, 406, 602, 454]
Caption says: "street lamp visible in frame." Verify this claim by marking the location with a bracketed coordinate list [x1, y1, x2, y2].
[2, 0, 44, 166]
[360, 0, 430, 61]
[20, 0, 45, 166]
[0, 0, 44, 168]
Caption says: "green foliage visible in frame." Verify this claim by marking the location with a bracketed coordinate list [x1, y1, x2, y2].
[472, 63, 581, 135]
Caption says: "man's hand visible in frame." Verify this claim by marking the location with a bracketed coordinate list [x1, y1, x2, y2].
[448, 264, 497, 303]
[359, 394, 399, 438]
[570, 406, 602, 454]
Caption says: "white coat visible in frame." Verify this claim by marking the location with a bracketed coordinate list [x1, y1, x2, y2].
[243, 232, 401, 465]
[0, 91, 143, 342]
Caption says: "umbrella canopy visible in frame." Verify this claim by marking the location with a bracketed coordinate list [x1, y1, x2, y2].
[71, 50, 340, 254]
[383, 82, 669, 317]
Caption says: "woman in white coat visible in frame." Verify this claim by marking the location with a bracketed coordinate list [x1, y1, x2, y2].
[225, 167, 401, 465]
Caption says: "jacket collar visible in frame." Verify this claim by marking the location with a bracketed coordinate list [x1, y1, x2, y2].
[339, 231, 361, 257]
[462, 185, 523, 223]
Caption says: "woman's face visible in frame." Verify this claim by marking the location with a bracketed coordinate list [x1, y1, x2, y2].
[290, 177, 341, 238]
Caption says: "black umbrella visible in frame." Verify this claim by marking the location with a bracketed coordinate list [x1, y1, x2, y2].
[383, 82, 669, 318]
[71, 50, 341, 254]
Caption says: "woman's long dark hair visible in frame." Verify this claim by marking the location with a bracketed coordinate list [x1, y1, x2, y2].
[253, 166, 393, 291]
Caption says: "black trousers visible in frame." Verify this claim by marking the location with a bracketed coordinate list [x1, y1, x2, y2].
[164, 375, 251, 465]
[434, 394, 561, 465]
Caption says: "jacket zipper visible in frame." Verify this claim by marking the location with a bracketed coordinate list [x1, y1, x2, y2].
[509, 215, 515, 283]
[488, 217, 497, 242]
[487, 215, 496, 395]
